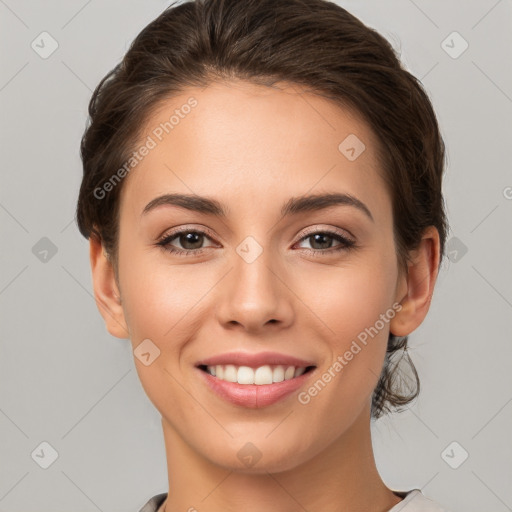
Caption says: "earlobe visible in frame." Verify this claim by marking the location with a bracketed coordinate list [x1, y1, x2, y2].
[89, 236, 130, 339]
[390, 226, 440, 337]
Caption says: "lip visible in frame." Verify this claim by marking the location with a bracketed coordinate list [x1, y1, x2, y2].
[195, 351, 316, 368]
[197, 365, 316, 408]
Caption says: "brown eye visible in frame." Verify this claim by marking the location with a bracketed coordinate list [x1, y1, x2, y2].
[174, 232, 205, 250]
[296, 230, 356, 255]
[156, 229, 217, 256]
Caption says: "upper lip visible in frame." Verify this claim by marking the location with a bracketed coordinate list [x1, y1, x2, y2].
[196, 351, 316, 369]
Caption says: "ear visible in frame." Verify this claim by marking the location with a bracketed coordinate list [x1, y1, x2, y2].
[390, 226, 441, 337]
[89, 236, 130, 339]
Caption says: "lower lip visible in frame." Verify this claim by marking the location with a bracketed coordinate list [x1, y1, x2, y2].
[197, 367, 315, 408]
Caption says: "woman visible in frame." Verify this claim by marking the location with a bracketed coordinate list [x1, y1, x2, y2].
[75, 0, 451, 510]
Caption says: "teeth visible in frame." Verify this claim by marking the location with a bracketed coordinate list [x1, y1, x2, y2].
[224, 364, 238, 383]
[254, 365, 273, 384]
[206, 364, 309, 385]
[284, 366, 295, 380]
[273, 365, 284, 382]
[294, 367, 306, 377]
[237, 366, 255, 384]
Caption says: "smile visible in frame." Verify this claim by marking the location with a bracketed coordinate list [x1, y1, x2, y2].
[199, 364, 315, 385]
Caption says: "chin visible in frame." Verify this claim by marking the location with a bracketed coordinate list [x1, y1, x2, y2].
[202, 435, 315, 474]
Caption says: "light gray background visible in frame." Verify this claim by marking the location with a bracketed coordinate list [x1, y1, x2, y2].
[1, 1, 511, 511]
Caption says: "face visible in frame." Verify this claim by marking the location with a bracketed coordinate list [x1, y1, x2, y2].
[105, 80, 409, 472]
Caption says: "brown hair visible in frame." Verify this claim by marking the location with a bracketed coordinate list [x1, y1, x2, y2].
[75, 0, 449, 419]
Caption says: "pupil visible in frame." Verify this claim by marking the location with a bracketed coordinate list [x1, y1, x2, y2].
[181, 232, 202, 250]
[312, 233, 331, 250]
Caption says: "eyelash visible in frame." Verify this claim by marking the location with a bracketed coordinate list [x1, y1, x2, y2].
[155, 227, 356, 258]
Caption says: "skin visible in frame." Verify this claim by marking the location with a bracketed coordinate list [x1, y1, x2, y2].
[89, 80, 440, 512]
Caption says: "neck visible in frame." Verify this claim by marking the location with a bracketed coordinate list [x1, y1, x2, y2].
[159, 404, 402, 512]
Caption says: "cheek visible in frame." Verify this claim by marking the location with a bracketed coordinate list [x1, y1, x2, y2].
[333, 271, 396, 342]
[117, 250, 205, 412]
[117, 244, 205, 341]
[303, 249, 397, 337]
[298, 249, 398, 390]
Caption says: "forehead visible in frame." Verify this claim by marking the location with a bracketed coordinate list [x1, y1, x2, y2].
[118, 80, 391, 223]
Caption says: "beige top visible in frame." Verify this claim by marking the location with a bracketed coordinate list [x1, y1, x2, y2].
[138, 488, 452, 511]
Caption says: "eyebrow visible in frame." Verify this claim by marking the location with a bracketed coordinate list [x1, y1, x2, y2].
[141, 192, 374, 222]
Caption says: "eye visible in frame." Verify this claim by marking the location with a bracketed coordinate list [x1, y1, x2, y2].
[155, 226, 356, 257]
[156, 228, 217, 257]
[295, 229, 356, 255]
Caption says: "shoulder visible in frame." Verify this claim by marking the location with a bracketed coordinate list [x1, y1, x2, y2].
[138, 489, 451, 512]
[138, 492, 167, 512]
[389, 489, 452, 512]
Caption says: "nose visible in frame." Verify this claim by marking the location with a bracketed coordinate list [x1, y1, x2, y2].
[215, 244, 294, 334]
